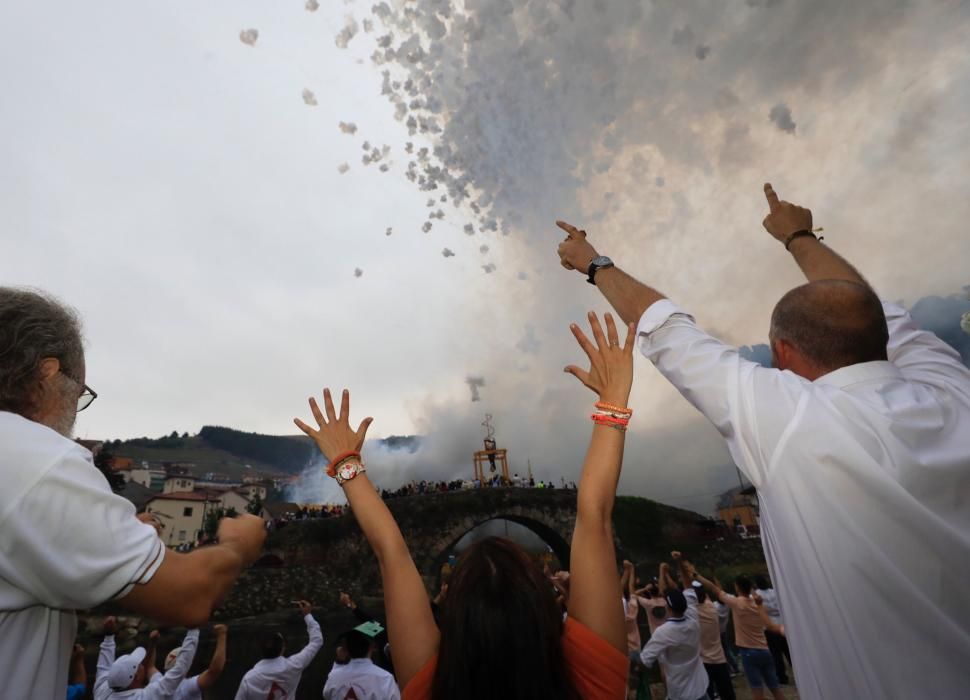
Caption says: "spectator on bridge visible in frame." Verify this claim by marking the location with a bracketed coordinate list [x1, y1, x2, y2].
[294, 312, 634, 699]
[754, 575, 790, 685]
[555, 183, 970, 699]
[0, 288, 266, 700]
[323, 629, 400, 700]
[162, 623, 228, 700]
[233, 600, 322, 700]
[693, 574, 783, 700]
[94, 617, 199, 700]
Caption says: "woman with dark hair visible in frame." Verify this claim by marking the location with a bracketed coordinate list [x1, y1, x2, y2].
[295, 312, 634, 699]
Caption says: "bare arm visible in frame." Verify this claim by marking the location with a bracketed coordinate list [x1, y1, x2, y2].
[197, 624, 227, 690]
[69, 644, 87, 687]
[761, 183, 867, 286]
[672, 552, 692, 590]
[145, 630, 160, 679]
[119, 516, 265, 627]
[563, 313, 635, 654]
[295, 390, 439, 688]
[555, 221, 666, 326]
[693, 572, 727, 604]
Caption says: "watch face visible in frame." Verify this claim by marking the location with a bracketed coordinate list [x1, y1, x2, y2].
[339, 464, 357, 480]
[592, 255, 612, 266]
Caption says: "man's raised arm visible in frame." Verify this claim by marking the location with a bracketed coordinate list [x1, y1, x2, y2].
[761, 183, 867, 286]
[555, 221, 666, 326]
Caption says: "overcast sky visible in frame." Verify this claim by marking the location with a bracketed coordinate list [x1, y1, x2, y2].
[3, 0, 968, 513]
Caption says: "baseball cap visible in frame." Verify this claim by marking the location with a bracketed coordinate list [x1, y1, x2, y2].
[107, 647, 147, 690]
[164, 646, 181, 672]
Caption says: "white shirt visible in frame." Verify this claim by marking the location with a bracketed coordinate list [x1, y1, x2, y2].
[755, 588, 783, 625]
[234, 614, 323, 700]
[323, 658, 400, 700]
[639, 595, 708, 700]
[94, 629, 198, 700]
[173, 676, 203, 700]
[0, 412, 166, 700]
[713, 601, 730, 635]
[637, 299, 970, 700]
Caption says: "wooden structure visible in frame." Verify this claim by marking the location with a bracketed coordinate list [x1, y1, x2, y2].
[474, 448, 510, 483]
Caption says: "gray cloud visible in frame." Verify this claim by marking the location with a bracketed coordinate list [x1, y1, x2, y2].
[769, 103, 796, 133]
[465, 376, 486, 402]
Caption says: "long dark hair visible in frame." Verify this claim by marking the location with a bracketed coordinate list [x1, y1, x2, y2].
[430, 537, 581, 700]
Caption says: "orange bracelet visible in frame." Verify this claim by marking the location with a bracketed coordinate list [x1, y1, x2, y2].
[326, 451, 361, 478]
[591, 413, 630, 427]
[595, 401, 633, 417]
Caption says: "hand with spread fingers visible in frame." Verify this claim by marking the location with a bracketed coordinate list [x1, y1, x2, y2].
[555, 220, 599, 273]
[564, 312, 636, 406]
[762, 182, 813, 244]
[294, 388, 374, 463]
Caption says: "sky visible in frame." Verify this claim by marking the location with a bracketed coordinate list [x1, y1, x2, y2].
[2, 0, 969, 514]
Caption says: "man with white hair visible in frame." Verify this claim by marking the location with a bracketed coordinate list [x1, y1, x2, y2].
[163, 624, 228, 700]
[556, 183, 970, 698]
[0, 288, 267, 699]
[94, 616, 198, 700]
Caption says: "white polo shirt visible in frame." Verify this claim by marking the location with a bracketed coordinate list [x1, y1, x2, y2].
[639, 597, 708, 700]
[323, 658, 400, 700]
[0, 412, 165, 700]
[637, 299, 970, 700]
[234, 614, 323, 700]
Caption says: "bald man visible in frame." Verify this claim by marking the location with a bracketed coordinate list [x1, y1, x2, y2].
[555, 184, 970, 700]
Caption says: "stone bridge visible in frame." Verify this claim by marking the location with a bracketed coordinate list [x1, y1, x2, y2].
[216, 487, 734, 619]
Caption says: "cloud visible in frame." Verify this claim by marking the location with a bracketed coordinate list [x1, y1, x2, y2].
[306, 0, 319, 12]
[301, 89, 318, 106]
[695, 45, 711, 60]
[338, 121, 357, 134]
[335, 16, 359, 49]
[354, 267, 363, 278]
[441, 248, 455, 258]
[769, 103, 797, 133]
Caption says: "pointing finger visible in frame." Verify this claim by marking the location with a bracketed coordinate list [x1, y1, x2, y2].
[556, 220, 587, 240]
[764, 183, 780, 212]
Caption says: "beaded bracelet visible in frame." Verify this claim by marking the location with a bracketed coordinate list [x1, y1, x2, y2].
[595, 401, 633, 417]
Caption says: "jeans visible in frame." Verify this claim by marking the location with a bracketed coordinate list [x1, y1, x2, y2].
[739, 647, 780, 690]
[704, 662, 736, 700]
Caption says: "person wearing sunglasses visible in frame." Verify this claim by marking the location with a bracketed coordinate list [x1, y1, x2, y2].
[0, 287, 267, 700]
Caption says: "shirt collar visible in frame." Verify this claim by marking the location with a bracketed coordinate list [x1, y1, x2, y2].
[813, 360, 901, 389]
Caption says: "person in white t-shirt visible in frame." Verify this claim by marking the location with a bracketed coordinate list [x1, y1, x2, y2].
[162, 623, 228, 700]
[234, 600, 323, 700]
[0, 288, 267, 700]
[323, 629, 400, 700]
[94, 617, 199, 700]
[638, 588, 709, 700]
[555, 183, 970, 699]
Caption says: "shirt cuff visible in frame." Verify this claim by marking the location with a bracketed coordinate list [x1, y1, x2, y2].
[636, 299, 694, 337]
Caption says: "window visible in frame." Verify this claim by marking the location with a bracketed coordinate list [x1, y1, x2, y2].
[183, 507, 193, 517]
[178, 530, 186, 542]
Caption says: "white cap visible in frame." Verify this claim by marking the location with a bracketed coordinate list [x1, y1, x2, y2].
[107, 646, 147, 690]
[691, 580, 703, 589]
[164, 647, 181, 672]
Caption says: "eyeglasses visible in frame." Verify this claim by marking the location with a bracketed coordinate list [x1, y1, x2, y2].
[61, 370, 97, 412]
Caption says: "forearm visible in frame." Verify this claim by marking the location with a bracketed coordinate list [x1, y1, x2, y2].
[209, 631, 227, 675]
[593, 266, 666, 326]
[70, 655, 87, 685]
[787, 237, 867, 285]
[575, 423, 625, 523]
[342, 475, 411, 564]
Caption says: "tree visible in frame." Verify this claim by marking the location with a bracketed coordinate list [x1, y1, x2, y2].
[246, 492, 264, 516]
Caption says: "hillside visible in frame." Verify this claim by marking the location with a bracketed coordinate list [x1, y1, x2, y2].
[106, 428, 420, 479]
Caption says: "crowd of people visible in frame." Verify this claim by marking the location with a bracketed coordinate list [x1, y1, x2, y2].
[2, 184, 968, 699]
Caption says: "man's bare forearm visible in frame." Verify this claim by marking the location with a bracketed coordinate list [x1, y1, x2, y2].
[787, 235, 868, 286]
[593, 267, 667, 326]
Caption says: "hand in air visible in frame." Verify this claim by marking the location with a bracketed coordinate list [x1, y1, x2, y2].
[762, 183, 813, 244]
[297, 600, 314, 617]
[555, 221, 599, 274]
[339, 592, 355, 609]
[103, 616, 117, 635]
[564, 312, 635, 405]
[294, 389, 373, 463]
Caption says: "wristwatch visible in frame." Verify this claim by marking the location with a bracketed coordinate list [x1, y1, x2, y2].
[586, 256, 614, 285]
[335, 460, 366, 486]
